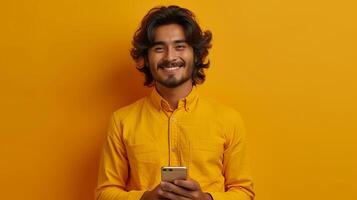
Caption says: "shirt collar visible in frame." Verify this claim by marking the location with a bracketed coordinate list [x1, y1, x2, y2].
[150, 86, 198, 112]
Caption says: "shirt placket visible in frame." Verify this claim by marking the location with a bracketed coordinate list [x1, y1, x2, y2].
[168, 111, 180, 166]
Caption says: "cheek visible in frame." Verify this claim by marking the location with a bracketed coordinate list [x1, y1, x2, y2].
[148, 59, 155, 68]
[148, 62, 157, 76]
[148, 53, 161, 67]
[181, 50, 194, 63]
[147, 59, 156, 69]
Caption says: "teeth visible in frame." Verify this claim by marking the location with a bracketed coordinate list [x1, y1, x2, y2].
[163, 67, 180, 71]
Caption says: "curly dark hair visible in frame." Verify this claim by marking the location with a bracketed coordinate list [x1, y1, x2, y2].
[130, 5, 212, 87]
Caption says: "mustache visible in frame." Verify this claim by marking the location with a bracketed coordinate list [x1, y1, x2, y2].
[157, 58, 185, 69]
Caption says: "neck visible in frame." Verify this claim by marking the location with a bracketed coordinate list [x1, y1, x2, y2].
[156, 80, 193, 110]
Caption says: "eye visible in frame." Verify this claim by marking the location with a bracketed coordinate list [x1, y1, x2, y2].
[176, 44, 186, 50]
[153, 46, 164, 53]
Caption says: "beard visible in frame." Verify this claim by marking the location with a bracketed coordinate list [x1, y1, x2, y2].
[152, 58, 193, 88]
[156, 73, 191, 88]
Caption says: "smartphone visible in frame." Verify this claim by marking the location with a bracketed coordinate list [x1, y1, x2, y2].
[161, 166, 187, 182]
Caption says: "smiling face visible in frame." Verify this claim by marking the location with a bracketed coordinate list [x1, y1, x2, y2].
[147, 24, 194, 88]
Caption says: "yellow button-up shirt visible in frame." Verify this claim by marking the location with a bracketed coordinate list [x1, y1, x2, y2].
[96, 87, 254, 200]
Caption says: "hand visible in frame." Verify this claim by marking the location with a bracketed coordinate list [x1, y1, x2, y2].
[158, 178, 212, 200]
[140, 183, 169, 200]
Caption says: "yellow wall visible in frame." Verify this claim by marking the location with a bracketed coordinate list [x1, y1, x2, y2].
[1, 0, 356, 199]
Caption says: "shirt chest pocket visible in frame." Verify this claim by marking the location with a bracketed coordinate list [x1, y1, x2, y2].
[126, 143, 160, 164]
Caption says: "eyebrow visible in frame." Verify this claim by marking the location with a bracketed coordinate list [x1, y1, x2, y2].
[152, 40, 187, 46]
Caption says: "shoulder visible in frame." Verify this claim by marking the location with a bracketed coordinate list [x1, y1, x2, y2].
[111, 97, 148, 124]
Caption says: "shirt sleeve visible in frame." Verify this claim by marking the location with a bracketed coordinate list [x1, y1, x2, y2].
[208, 112, 255, 200]
[95, 114, 146, 200]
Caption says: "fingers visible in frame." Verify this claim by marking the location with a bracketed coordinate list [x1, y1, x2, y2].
[158, 186, 191, 200]
[173, 179, 199, 191]
[159, 180, 205, 200]
[160, 181, 191, 198]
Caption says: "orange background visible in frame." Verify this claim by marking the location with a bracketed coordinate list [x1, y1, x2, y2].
[1, 0, 356, 200]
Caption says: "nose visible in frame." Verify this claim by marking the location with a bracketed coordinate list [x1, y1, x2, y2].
[165, 46, 177, 61]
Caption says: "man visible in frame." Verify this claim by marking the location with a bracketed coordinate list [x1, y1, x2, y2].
[96, 5, 255, 200]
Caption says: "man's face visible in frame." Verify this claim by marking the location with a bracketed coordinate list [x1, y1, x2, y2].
[147, 24, 194, 88]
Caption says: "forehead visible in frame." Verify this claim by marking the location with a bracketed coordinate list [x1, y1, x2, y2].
[153, 24, 186, 42]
